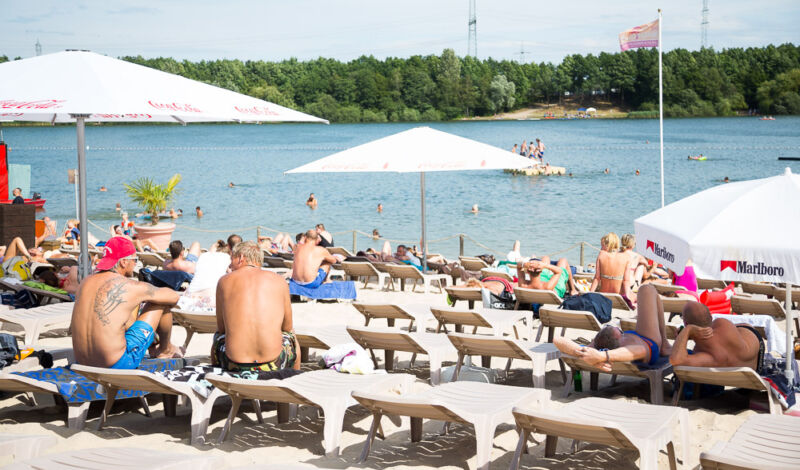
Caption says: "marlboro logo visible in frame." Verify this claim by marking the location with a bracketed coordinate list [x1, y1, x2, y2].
[720, 260, 784, 276]
[645, 240, 674, 263]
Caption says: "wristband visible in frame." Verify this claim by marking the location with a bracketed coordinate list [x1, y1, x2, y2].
[605, 350, 610, 363]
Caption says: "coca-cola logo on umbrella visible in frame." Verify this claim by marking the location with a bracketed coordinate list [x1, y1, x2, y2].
[234, 106, 280, 116]
[0, 99, 65, 109]
[147, 101, 202, 113]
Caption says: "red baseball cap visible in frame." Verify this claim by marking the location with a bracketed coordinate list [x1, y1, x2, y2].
[96, 236, 137, 271]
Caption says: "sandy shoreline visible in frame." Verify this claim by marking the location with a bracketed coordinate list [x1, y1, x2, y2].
[0, 284, 771, 469]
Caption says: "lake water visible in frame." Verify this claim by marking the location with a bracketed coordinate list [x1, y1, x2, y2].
[5, 117, 800, 265]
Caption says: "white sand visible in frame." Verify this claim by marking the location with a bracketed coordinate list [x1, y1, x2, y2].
[0, 284, 762, 469]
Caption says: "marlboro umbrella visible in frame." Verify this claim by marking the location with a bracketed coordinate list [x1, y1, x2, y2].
[0, 50, 326, 277]
[286, 126, 536, 271]
[634, 167, 800, 378]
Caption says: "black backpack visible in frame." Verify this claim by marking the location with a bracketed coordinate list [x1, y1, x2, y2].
[560, 293, 612, 324]
[0, 333, 20, 369]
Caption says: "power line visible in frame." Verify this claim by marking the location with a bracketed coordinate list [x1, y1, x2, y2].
[35, 38, 41, 56]
[515, 41, 529, 63]
[468, 0, 477, 57]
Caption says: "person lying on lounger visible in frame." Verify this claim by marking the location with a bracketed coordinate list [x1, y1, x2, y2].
[516, 256, 579, 297]
[71, 237, 182, 368]
[214, 241, 300, 372]
[669, 302, 764, 372]
[291, 230, 337, 288]
[554, 284, 672, 371]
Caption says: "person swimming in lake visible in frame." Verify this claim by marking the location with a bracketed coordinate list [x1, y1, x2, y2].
[604, 168, 610, 174]
[377, 203, 383, 213]
[306, 193, 318, 209]
[196, 206, 203, 217]
[228, 182, 235, 188]
[470, 204, 479, 213]
[635, 169, 640, 176]
[723, 176, 730, 183]
[99, 186, 107, 192]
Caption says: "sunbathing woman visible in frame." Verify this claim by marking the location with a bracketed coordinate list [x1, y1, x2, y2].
[516, 256, 579, 298]
[590, 232, 636, 308]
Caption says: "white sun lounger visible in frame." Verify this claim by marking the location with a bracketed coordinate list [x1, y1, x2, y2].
[171, 308, 216, 349]
[353, 381, 551, 470]
[536, 305, 603, 343]
[205, 369, 414, 456]
[510, 397, 689, 470]
[352, 302, 435, 331]
[598, 292, 633, 311]
[672, 365, 782, 415]
[326, 246, 354, 258]
[513, 287, 563, 310]
[560, 354, 673, 405]
[458, 256, 489, 271]
[446, 332, 564, 388]
[4, 447, 223, 470]
[0, 434, 57, 464]
[699, 413, 800, 470]
[342, 261, 391, 290]
[71, 364, 226, 444]
[697, 278, 730, 290]
[137, 252, 166, 269]
[739, 281, 778, 297]
[384, 264, 448, 294]
[652, 283, 687, 295]
[445, 286, 483, 309]
[430, 306, 533, 339]
[0, 302, 73, 346]
[731, 296, 786, 319]
[294, 324, 354, 361]
[0, 373, 100, 429]
[346, 326, 455, 385]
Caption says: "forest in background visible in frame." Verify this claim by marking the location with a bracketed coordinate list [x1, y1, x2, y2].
[2, 43, 799, 123]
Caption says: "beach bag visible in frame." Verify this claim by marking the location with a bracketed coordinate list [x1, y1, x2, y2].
[560, 293, 612, 324]
[1, 256, 32, 281]
[0, 333, 20, 369]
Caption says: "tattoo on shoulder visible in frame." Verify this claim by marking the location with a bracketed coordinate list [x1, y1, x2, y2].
[92, 277, 129, 326]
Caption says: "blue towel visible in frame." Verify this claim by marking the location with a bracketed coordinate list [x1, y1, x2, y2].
[289, 280, 357, 300]
[13, 357, 184, 403]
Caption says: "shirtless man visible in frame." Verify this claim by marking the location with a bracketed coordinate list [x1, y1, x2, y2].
[214, 241, 299, 371]
[554, 284, 672, 371]
[291, 230, 336, 287]
[517, 256, 579, 298]
[164, 240, 201, 275]
[670, 302, 764, 372]
[71, 237, 181, 368]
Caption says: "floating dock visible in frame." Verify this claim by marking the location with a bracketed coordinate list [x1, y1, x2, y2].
[504, 165, 567, 176]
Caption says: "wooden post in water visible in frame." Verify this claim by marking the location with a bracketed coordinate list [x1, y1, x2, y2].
[256, 226, 261, 241]
[580, 242, 585, 268]
[459, 234, 465, 256]
[352, 230, 357, 254]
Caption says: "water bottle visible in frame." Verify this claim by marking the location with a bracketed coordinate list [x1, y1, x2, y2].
[573, 370, 582, 392]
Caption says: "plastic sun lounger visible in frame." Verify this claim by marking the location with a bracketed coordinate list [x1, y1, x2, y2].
[430, 306, 533, 339]
[598, 292, 633, 311]
[294, 324, 354, 361]
[342, 261, 391, 290]
[0, 302, 73, 344]
[652, 283, 687, 295]
[445, 286, 483, 309]
[560, 354, 673, 405]
[205, 369, 415, 456]
[699, 413, 800, 470]
[352, 302, 435, 331]
[71, 364, 226, 444]
[0, 280, 73, 306]
[536, 305, 603, 343]
[739, 281, 778, 297]
[698, 278, 729, 290]
[346, 326, 456, 385]
[0, 434, 57, 464]
[771, 285, 800, 305]
[171, 308, 216, 349]
[458, 256, 489, 271]
[479, 268, 513, 282]
[45, 256, 78, 269]
[446, 332, 564, 388]
[5, 447, 223, 470]
[513, 287, 563, 310]
[384, 264, 448, 294]
[510, 397, 689, 470]
[137, 252, 166, 269]
[672, 365, 782, 415]
[326, 246, 354, 258]
[731, 296, 786, 319]
[352, 381, 551, 470]
[3, 346, 74, 374]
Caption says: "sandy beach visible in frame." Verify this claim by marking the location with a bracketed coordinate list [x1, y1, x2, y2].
[1, 282, 775, 469]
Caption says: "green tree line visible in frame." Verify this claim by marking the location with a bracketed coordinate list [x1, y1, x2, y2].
[2, 44, 798, 122]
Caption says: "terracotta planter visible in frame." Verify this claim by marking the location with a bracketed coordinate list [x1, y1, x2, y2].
[133, 222, 176, 251]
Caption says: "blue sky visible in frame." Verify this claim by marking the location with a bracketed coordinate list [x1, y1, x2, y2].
[2, 1, 798, 63]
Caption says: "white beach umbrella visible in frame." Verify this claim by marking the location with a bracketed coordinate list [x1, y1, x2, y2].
[286, 126, 536, 270]
[0, 50, 327, 277]
[634, 168, 800, 378]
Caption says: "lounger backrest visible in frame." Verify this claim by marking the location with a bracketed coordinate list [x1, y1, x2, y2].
[172, 309, 217, 334]
[697, 278, 728, 290]
[673, 366, 767, 391]
[698, 414, 800, 470]
[342, 261, 379, 278]
[352, 303, 411, 321]
[538, 305, 601, 331]
[512, 406, 638, 451]
[771, 285, 800, 303]
[480, 269, 513, 282]
[444, 287, 483, 302]
[352, 391, 466, 424]
[70, 365, 179, 395]
[458, 256, 489, 271]
[430, 307, 491, 329]
[652, 284, 685, 295]
[660, 297, 690, 314]
[598, 292, 631, 310]
[731, 296, 785, 318]
[739, 282, 778, 297]
[385, 264, 422, 280]
[264, 256, 287, 268]
[514, 287, 562, 306]
[204, 374, 314, 406]
[327, 247, 353, 258]
[347, 327, 426, 355]
[295, 332, 331, 350]
[446, 332, 529, 360]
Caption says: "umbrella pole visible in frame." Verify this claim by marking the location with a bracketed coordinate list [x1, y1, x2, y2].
[786, 284, 794, 380]
[73, 115, 91, 280]
[420, 172, 427, 273]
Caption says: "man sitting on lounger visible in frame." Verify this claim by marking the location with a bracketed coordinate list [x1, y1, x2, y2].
[164, 240, 201, 275]
[669, 302, 764, 372]
[71, 236, 182, 368]
[554, 284, 672, 371]
[214, 241, 300, 371]
[291, 230, 337, 288]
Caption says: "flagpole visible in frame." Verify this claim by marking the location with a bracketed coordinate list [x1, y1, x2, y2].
[658, 8, 664, 207]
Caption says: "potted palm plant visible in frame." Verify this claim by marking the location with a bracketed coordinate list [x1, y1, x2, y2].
[125, 173, 181, 251]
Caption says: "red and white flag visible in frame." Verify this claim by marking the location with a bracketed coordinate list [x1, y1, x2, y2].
[619, 19, 659, 51]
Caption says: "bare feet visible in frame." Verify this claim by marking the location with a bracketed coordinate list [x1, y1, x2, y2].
[150, 343, 185, 359]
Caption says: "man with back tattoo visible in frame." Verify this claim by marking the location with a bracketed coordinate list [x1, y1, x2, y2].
[71, 237, 182, 368]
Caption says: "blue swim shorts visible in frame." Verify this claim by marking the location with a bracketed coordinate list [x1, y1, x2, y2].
[111, 320, 155, 369]
[186, 253, 199, 263]
[292, 268, 327, 289]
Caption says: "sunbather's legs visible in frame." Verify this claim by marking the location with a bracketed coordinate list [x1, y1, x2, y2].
[381, 241, 392, 256]
[5, 237, 32, 260]
[138, 303, 182, 357]
[187, 241, 201, 257]
[555, 257, 579, 295]
[634, 284, 670, 355]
